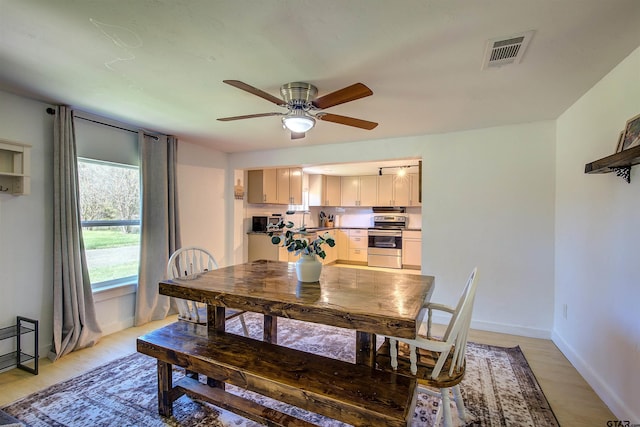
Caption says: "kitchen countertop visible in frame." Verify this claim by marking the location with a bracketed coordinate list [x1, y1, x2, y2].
[248, 226, 421, 234]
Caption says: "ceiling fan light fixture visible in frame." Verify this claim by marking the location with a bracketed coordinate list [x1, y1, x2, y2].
[282, 109, 315, 133]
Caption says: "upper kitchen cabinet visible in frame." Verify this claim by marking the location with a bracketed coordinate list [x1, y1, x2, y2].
[409, 173, 421, 206]
[308, 174, 341, 207]
[341, 175, 377, 207]
[247, 169, 277, 204]
[247, 168, 302, 205]
[276, 168, 302, 205]
[376, 174, 418, 206]
[0, 139, 31, 196]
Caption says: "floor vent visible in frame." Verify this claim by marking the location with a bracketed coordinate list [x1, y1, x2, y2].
[482, 31, 534, 69]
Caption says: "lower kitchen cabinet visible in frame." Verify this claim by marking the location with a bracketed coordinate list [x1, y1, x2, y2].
[248, 234, 279, 262]
[340, 229, 368, 264]
[402, 230, 422, 268]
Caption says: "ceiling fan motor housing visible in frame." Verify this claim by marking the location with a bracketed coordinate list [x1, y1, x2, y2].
[280, 82, 318, 109]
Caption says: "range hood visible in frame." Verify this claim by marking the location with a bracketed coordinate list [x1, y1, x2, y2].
[372, 207, 406, 213]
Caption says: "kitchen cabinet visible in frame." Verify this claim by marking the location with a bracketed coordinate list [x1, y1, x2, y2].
[336, 229, 349, 261]
[409, 173, 421, 206]
[348, 229, 368, 263]
[317, 230, 338, 265]
[376, 174, 416, 207]
[377, 175, 394, 206]
[275, 230, 337, 264]
[276, 167, 303, 205]
[394, 175, 411, 206]
[402, 230, 421, 268]
[247, 168, 302, 205]
[377, 175, 412, 206]
[0, 139, 31, 196]
[341, 175, 377, 207]
[247, 169, 277, 204]
[308, 174, 341, 206]
[248, 233, 279, 261]
[278, 246, 301, 262]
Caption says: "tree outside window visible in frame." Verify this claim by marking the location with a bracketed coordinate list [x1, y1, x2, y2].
[78, 159, 140, 289]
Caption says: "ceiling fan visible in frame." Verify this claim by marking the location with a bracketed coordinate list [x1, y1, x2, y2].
[217, 80, 378, 140]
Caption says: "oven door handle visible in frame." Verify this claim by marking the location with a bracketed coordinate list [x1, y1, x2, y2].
[374, 242, 397, 248]
[368, 230, 402, 237]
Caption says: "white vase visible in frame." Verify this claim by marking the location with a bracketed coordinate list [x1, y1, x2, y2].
[295, 254, 322, 283]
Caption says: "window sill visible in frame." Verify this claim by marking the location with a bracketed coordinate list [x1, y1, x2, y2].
[93, 282, 136, 303]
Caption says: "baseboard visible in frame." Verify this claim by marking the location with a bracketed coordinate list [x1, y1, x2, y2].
[100, 317, 135, 336]
[427, 313, 551, 339]
[551, 330, 638, 422]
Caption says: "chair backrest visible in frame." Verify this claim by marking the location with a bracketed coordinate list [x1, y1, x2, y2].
[441, 268, 478, 342]
[419, 267, 478, 379]
[167, 246, 218, 279]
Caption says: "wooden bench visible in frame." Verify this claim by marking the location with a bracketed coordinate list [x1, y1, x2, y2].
[137, 321, 417, 427]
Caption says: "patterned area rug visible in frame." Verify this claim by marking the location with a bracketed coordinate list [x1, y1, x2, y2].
[3, 313, 559, 426]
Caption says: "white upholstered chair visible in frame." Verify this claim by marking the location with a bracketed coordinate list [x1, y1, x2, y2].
[167, 246, 249, 336]
[377, 267, 478, 427]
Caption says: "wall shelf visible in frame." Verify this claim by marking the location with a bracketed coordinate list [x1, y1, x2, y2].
[0, 139, 31, 195]
[584, 144, 640, 183]
[0, 316, 38, 374]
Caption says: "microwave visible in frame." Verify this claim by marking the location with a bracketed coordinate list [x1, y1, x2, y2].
[252, 215, 282, 232]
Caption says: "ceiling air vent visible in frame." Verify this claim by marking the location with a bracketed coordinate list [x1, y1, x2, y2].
[481, 31, 534, 69]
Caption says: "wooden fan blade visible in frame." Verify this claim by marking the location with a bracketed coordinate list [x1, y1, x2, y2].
[291, 132, 306, 140]
[217, 112, 282, 121]
[316, 113, 378, 130]
[223, 80, 285, 106]
[312, 83, 373, 109]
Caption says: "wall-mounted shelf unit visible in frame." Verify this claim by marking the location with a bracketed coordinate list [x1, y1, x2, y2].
[0, 139, 31, 195]
[0, 316, 38, 375]
[584, 144, 640, 183]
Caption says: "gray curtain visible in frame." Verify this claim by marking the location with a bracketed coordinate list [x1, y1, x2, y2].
[134, 133, 181, 325]
[49, 106, 102, 361]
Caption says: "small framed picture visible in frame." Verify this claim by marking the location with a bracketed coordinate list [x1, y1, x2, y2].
[621, 113, 640, 151]
[615, 131, 624, 153]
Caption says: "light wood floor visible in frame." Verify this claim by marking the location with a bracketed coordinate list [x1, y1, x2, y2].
[0, 315, 613, 426]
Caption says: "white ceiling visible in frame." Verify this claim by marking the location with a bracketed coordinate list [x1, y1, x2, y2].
[1, 0, 639, 156]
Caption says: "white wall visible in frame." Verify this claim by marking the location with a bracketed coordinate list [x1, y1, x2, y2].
[176, 141, 229, 265]
[554, 46, 640, 421]
[0, 90, 54, 359]
[229, 120, 557, 338]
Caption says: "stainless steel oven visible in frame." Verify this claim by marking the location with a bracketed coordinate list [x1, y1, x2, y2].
[367, 215, 407, 269]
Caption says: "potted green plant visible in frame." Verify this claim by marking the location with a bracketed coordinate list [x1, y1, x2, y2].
[268, 219, 335, 282]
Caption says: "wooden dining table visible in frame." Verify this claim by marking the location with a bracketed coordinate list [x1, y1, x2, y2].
[139, 260, 435, 426]
[158, 259, 435, 366]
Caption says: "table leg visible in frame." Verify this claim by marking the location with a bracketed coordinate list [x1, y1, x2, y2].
[356, 331, 376, 367]
[207, 305, 226, 333]
[206, 305, 227, 388]
[263, 314, 277, 344]
[157, 360, 173, 416]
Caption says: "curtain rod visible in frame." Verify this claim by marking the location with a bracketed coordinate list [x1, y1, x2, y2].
[46, 107, 159, 141]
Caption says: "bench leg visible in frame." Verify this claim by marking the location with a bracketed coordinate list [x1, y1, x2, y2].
[157, 360, 173, 416]
[264, 314, 277, 343]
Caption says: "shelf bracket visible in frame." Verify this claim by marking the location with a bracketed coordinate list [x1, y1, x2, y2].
[610, 166, 631, 183]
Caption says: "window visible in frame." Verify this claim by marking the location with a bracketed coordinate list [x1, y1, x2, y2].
[77, 158, 140, 289]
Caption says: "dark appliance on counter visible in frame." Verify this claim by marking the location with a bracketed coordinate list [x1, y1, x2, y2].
[368, 215, 407, 269]
[252, 215, 282, 232]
